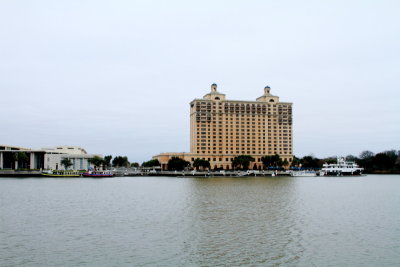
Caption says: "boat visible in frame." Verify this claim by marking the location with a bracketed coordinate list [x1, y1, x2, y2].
[320, 157, 364, 176]
[290, 170, 317, 177]
[42, 170, 81, 177]
[82, 170, 114, 177]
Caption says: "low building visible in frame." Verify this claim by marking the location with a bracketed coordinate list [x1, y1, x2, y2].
[0, 145, 100, 170]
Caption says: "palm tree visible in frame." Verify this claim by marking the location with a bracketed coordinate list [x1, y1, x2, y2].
[282, 159, 289, 169]
[103, 155, 112, 168]
[193, 158, 210, 170]
[142, 159, 160, 167]
[88, 156, 104, 169]
[167, 157, 190, 171]
[232, 155, 255, 170]
[61, 158, 73, 170]
[261, 154, 283, 169]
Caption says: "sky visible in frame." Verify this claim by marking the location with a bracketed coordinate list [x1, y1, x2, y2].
[0, 0, 399, 163]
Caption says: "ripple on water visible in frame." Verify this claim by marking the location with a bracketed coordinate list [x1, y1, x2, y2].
[0, 176, 400, 266]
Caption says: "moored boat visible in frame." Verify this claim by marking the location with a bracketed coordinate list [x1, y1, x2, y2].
[320, 157, 364, 176]
[42, 170, 81, 177]
[82, 170, 114, 177]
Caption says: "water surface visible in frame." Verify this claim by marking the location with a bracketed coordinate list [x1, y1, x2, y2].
[1, 175, 400, 266]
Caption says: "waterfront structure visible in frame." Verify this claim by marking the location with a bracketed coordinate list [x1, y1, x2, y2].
[153, 84, 293, 170]
[0, 145, 100, 170]
[320, 157, 364, 176]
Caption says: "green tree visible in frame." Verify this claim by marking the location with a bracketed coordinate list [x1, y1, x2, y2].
[193, 158, 210, 170]
[290, 156, 301, 167]
[112, 156, 130, 167]
[193, 158, 202, 170]
[167, 157, 190, 171]
[372, 152, 394, 170]
[131, 162, 140, 168]
[142, 159, 160, 167]
[201, 159, 211, 170]
[394, 156, 400, 171]
[88, 156, 104, 168]
[346, 154, 358, 162]
[360, 150, 374, 159]
[358, 151, 375, 171]
[104, 155, 112, 168]
[232, 155, 255, 170]
[302, 155, 322, 168]
[261, 154, 282, 169]
[324, 157, 337, 164]
[61, 158, 73, 170]
[282, 159, 289, 168]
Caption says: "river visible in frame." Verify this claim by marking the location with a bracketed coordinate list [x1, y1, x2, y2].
[1, 175, 400, 266]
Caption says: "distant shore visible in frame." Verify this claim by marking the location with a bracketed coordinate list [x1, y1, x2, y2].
[1, 169, 400, 177]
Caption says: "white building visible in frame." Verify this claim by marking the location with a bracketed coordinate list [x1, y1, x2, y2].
[0, 145, 101, 170]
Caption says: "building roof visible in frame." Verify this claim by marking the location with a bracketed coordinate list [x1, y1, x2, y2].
[41, 146, 88, 155]
[0, 145, 31, 151]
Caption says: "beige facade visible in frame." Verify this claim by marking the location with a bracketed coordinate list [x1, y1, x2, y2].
[154, 84, 293, 169]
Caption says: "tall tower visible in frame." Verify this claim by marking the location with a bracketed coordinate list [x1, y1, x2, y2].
[189, 84, 293, 169]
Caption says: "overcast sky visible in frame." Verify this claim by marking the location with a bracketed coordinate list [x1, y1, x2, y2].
[0, 0, 399, 163]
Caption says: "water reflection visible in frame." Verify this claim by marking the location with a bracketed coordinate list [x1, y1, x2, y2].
[181, 177, 304, 266]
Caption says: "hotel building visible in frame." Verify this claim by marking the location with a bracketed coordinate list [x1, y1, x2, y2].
[154, 84, 293, 170]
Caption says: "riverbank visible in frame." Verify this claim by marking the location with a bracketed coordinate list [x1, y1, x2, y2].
[0, 170, 283, 178]
[3, 169, 398, 177]
[367, 170, 400, 174]
[0, 170, 42, 177]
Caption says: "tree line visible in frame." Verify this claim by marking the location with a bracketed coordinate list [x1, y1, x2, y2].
[59, 155, 138, 170]
[290, 150, 400, 174]
[347, 150, 400, 173]
[162, 155, 291, 171]
[7, 149, 400, 174]
[140, 149, 400, 173]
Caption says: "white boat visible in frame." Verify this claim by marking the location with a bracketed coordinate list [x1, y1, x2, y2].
[82, 170, 114, 177]
[42, 170, 81, 177]
[290, 170, 317, 177]
[320, 157, 364, 176]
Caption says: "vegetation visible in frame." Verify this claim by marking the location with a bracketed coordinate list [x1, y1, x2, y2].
[289, 149, 400, 173]
[142, 159, 160, 168]
[290, 156, 301, 167]
[261, 154, 283, 169]
[300, 155, 322, 169]
[232, 155, 255, 170]
[112, 156, 130, 167]
[193, 158, 210, 170]
[131, 162, 140, 168]
[60, 158, 73, 170]
[88, 156, 104, 168]
[167, 157, 190, 171]
[282, 159, 289, 168]
[103, 155, 112, 168]
[356, 150, 400, 173]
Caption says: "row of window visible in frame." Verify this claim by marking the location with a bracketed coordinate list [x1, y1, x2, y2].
[194, 102, 291, 109]
[195, 150, 292, 155]
[191, 156, 292, 162]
